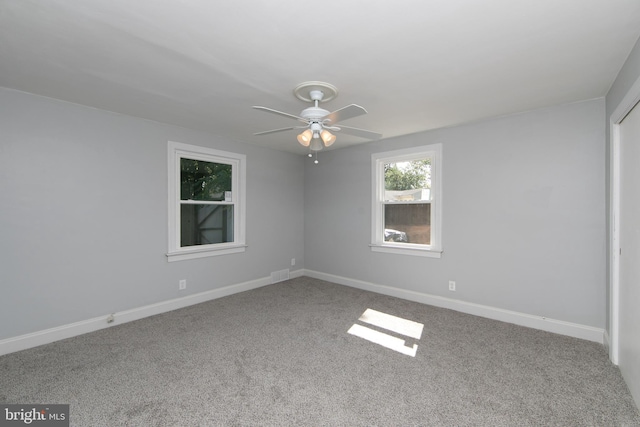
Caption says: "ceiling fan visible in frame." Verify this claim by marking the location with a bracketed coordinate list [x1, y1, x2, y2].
[253, 81, 382, 152]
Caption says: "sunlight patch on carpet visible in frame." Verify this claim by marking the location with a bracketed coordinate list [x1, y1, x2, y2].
[358, 308, 424, 339]
[348, 309, 423, 357]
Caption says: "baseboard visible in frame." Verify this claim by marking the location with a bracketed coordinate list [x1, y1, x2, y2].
[0, 268, 601, 356]
[289, 268, 305, 279]
[304, 269, 605, 344]
[0, 270, 303, 356]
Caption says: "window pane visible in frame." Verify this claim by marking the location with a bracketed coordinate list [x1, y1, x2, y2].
[181, 204, 234, 247]
[384, 203, 430, 245]
[180, 158, 232, 201]
[384, 159, 431, 202]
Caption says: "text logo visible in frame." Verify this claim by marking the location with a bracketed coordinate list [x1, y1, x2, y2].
[1, 405, 69, 427]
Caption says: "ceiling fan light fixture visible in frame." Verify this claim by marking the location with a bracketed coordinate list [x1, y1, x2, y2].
[320, 130, 336, 146]
[309, 138, 324, 152]
[297, 129, 312, 146]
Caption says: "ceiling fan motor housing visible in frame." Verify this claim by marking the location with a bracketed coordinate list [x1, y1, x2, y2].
[301, 107, 330, 121]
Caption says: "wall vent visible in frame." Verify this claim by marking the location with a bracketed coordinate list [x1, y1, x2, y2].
[271, 269, 290, 284]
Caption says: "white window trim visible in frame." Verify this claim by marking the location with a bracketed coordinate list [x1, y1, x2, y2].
[371, 144, 443, 258]
[167, 141, 246, 262]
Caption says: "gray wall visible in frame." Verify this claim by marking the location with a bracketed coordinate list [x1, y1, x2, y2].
[0, 88, 305, 340]
[304, 99, 606, 328]
[0, 87, 611, 340]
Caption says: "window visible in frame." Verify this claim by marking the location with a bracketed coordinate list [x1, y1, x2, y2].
[167, 141, 246, 261]
[371, 144, 442, 257]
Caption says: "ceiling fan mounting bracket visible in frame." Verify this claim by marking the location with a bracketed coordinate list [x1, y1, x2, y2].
[294, 81, 338, 103]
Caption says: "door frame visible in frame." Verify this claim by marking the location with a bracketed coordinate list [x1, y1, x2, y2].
[609, 75, 640, 364]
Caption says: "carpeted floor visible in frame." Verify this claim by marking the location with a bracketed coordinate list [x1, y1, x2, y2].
[1, 276, 638, 426]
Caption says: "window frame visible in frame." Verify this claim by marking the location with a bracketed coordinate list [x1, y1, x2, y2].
[167, 141, 246, 262]
[371, 144, 443, 258]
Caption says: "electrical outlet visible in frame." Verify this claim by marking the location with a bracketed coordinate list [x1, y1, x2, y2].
[179, 279, 186, 290]
[291, 258, 296, 266]
[448, 281, 456, 291]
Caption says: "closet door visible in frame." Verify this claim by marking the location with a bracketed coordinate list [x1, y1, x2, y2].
[618, 99, 640, 405]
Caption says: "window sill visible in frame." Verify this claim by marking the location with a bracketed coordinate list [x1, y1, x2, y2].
[370, 244, 442, 258]
[166, 244, 247, 262]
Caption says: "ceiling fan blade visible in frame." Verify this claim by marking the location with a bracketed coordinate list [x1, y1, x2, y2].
[254, 126, 303, 136]
[253, 106, 306, 122]
[337, 125, 382, 140]
[323, 104, 368, 124]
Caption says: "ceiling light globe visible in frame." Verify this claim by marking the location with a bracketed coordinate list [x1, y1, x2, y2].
[297, 129, 312, 147]
[309, 139, 324, 152]
[320, 130, 336, 147]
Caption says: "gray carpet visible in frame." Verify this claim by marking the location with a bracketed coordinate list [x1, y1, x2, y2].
[1, 276, 638, 426]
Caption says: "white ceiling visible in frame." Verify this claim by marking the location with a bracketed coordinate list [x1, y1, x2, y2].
[2, 0, 640, 154]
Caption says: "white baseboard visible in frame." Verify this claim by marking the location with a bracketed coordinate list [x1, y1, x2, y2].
[0, 268, 601, 356]
[0, 269, 304, 357]
[304, 269, 605, 344]
[289, 268, 305, 280]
